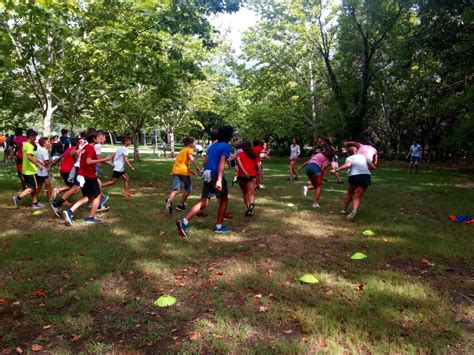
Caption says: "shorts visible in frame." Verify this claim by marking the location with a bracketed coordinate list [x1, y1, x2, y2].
[37, 175, 50, 184]
[348, 174, 371, 188]
[237, 176, 256, 183]
[411, 156, 421, 162]
[306, 163, 321, 176]
[61, 171, 74, 187]
[0, 142, 4, 148]
[16, 158, 22, 172]
[23, 174, 38, 190]
[230, 159, 237, 168]
[113, 170, 125, 179]
[201, 173, 228, 199]
[290, 157, 298, 162]
[171, 174, 192, 192]
[82, 177, 101, 198]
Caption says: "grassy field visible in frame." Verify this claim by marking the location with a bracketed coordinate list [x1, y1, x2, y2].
[0, 156, 473, 353]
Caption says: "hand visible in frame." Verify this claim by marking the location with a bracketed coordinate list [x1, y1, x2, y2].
[131, 167, 135, 171]
[330, 169, 336, 174]
[216, 179, 222, 191]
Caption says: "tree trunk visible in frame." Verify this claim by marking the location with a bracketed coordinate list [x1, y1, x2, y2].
[308, 60, 318, 140]
[109, 132, 114, 146]
[133, 133, 140, 161]
[168, 127, 176, 158]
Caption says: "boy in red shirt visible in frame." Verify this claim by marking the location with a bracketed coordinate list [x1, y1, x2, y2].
[63, 132, 112, 225]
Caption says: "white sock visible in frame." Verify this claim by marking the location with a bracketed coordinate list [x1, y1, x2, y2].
[183, 218, 189, 225]
[216, 224, 222, 229]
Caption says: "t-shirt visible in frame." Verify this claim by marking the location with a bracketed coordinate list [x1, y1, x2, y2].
[74, 142, 87, 167]
[236, 151, 258, 177]
[206, 142, 231, 175]
[357, 144, 377, 161]
[290, 144, 300, 160]
[345, 154, 371, 176]
[60, 147, 76, 173]
[22, 142, 37, 175]
[308, 153, 330, 169]
[51, 142, 63, 157]
[253, 146, 263, 163]
[36, 147, 49, 177]
[171, 147, 193, 176]
[78, 144, 97, 178]
[94, 143, 102, 156]
[60, 136, 71, 150]
[410, 144, 422, 157]
[14, 136, 27, 159]
[113, 146, 129, 172]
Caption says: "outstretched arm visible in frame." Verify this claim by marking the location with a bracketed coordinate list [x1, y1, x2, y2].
[296, 160, 309, 173]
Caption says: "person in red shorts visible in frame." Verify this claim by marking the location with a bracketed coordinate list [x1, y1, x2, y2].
[236, 141, 258, 216]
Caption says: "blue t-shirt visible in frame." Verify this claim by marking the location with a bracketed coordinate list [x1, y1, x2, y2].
[60, 136, 71, 150]
[206, 142, 231, 174]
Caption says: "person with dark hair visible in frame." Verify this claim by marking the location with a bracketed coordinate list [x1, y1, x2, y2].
[342, 140, 378, 165]
[253, 139, 271, 189]
[36, 137, 52, 202]
[52, 138, 81, 199]
[165, 137, 201, 213]
[13, 127, 27, 190]
[60, 128, 71, 151]
[229, 141, 243, 186]
[289, 138, 301, 180]
[102, 136, 135, 198]
[236, 141, 258, 216]
[407, 139, 422, 174]
[12, 129, 44, 208]
[177, 125, 234, 237]
[331, 146, 376, 221]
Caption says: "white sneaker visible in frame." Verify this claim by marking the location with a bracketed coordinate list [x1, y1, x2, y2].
[340, 210, 347, 214]
[166, 199, 172, 214]
[97, 205, 110, 212]
[303, 186, 308, 197]
[32, 203, 44, 209]
[259, 184, 265, 189]
[312, 203, 321, 208]
[346, 209, 357, 221]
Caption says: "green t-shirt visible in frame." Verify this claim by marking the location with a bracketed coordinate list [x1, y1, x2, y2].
[22, 141, 37, 175]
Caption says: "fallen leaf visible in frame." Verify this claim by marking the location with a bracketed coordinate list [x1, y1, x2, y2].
[15, 348, 23, 354]
[38, 303, 46, 307]
[70, 334, 81, 342]
[74, 296, 80, 301]
[259, 306, 269, 313]
[266, 258, 272, 263]
[258, 243, 266, 248]
[147, 341, 153, 346]
[189, 331, 201, 341]
[12, 301, 20, 305]
[128, 271, 135, 276]
[421, 258, 435, 266]
[207, 267, 214, 272]
[42, 324, 52, 330]
[36, 288, 46, 298]
[2, 348, 12, 354]
[254, 294, 263, 299]
[31, 345, 43, 352]
[0, 299, 7, 305]
[215, 271, 225, 276]
[283, 329, 293, 334]
[267, 269, 274, 275]
[357, 284, 365, 291]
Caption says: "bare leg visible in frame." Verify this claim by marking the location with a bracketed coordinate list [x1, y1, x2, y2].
[69, 196, 89, 213]
[247, 179, 256, 205]
[352, 186, 367, 210]
[309, 174, 323, 204]
[343, 184, 356, 211]
[185, 198, 209, 222]
[44, 179, 52, 201]
[18, 187, 34, 199]
[179, 191, 190, 205]
[239, 180, 248, 207]
[101, 178, 118, 188]
[122, 174, 130, 195]
[87, 194, 102, 218]
[216, 196, 228, 224]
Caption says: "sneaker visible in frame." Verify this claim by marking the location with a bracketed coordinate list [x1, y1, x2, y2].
[337, 180, 343, 184]
[32, 203, 44, 209]
[346, 210, 357, 221]
[312, 203, 321, 208]
[223, 212, 233, 220]
[50, 203, 61, 218]
[84, 217, 102, 224]
[97, 204, 110, 212]
[245, 203, 255, 217]
[63, 209, 74, 226]
[176, 219, 189, 238]
[287, 177, 293, 181]
[303, 186, 308, 197]
[166, 199, 172, 214]
[340, 210, 347, 214]
[294, 176, 298, 180]
[52, 188, 58, 200]
[214, 225, 231, 234]
[176, 204, 186, 212]
[232, 176, 238, 186]
[100, 194, 109, 207]
[259, 184, 265, 189]
[12, 196, 20, 208]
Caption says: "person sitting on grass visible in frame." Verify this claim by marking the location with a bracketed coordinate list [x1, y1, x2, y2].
[407, 139, 422, 174]
[35, 137, 52, 202]
[12, 129, 44, 209]
[102, 136, 135, 198]
[236, 141, 258, 216]
[165, 137, 201, 213]
[331, 146, 376, 221]
[176, 125, 234, 237]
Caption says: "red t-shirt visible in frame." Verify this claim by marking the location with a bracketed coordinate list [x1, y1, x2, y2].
[253, 146, 263, 163]
[236, 151, 258, 177]
[78, 144, 97, 178]
[60, 147, 76, 173]
[14, 136, 27, 159]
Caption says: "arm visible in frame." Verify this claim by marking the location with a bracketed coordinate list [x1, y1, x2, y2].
[87, 156, 112, 165]
[333, 162, 351, 173]
[296, 159, 309, 173]
[236, 156, 249, 177]
[215, 155, 227, 191]
[202, 155, 208, 169]
[28, 153, 43, 169]
[124, 156, 135, 171]
[368, 161, 376, 170]
[189, 153, 201, 173]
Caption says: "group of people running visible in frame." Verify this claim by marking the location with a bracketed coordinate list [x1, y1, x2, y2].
[8, 124, 382, 236]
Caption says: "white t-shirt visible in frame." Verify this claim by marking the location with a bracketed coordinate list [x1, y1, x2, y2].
[36, 147, 50, 177]
[74, 142, 87, 167]
[410, 144, 422, 157]
[290, 144, 300, 160]
[345, 154, 371, 176]
[94, 143, 102, 156]
[113, 146, 129, 172]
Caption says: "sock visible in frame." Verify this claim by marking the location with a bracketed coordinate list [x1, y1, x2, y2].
[216, 224, 222, 229]
[182, 218, 189, 225]
[33, 201, 39, 206]
[16, 196, 21, 200]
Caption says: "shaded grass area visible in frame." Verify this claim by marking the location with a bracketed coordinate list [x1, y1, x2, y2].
[0, 158, 473, 353]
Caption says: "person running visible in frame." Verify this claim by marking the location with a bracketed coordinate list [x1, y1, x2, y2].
[229, 141, 242, 186]
[236, 141, 258, 216]
[101, 136, 135, 197]
[63, 132, 112, 225]
[288, 138, 301, 180]
[49, 135, 62, 176]
[331, 146, 376, 221]
[176, 125, 234, 237]
[52, 137, 81, 200]
[36, 137, 52, 202]
[296, 148, 336, 208]
[59, 129, 71, 152]
[343, 140, 378, 165]
[407, 139, 422, 174]
[13, 128, 27, 190]
[12, 129, 44, 209]
[165, 137, 200, 213]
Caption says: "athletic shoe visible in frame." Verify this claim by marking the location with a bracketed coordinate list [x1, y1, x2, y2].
[223, 212, 233, 220]
[232, 176, 238, 186]
[346, 210, 357, 221]
[287, 177, 293, 181]
[259, 184, 265, 189]
[176, 219, 189, 238]
[12, 196, 20, 209]
[166, 199, 172, 214]
[63, 209, 74, 226]
[245, 203, 255, 217]
[303, 186, 308, 197]
[340, 210, 347, 214]
[337, 180, 343, 184]
[214, 225, 231, 234]
[322, 178, 328, 182]
[176, 204, 186, 212]
[52, 188, 58, 200]
[32, 203, 44, 209]
[84, 217, 102, 224]
[312, 203, 321, 208]
[50, 203, 61, 218]
[100, 194, 109, 207]
[294, 176, 298, 180]
[97, 204, 110, 212]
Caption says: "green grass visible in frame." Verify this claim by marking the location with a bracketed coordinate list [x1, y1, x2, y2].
[0, 157, 473, 353]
